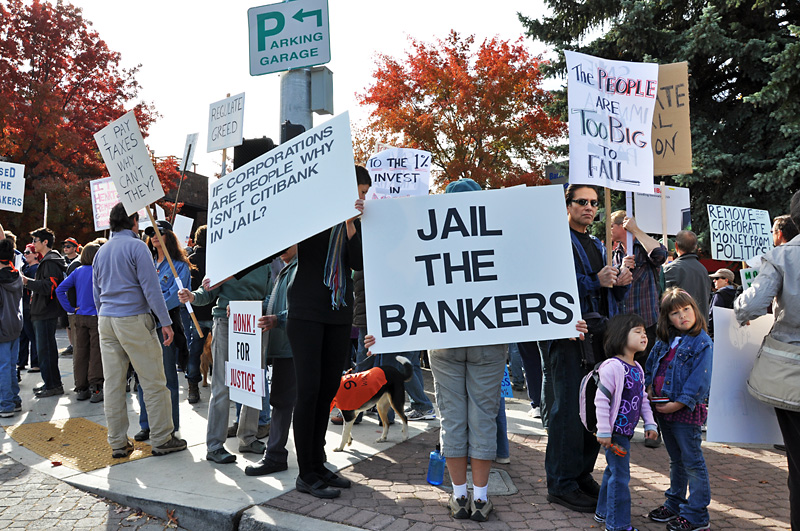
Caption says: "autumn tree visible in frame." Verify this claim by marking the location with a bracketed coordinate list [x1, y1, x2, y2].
[520, 1, 800, 247]
[358, 31, 566, 190]
[0, 0, 176, 243]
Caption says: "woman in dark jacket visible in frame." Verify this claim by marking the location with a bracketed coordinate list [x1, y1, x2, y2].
[287, 165, 367, 499]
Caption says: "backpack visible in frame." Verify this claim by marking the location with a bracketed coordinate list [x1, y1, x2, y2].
[579, 361, 613, 433]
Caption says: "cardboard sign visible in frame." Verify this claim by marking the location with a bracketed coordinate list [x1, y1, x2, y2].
[634, 184, 690, 235]
[182, 133, 199, 172]
[740, 267, 760, 289]
[366, 148, 431, 199]
[362, 186, 581, 353]
[137, 204, 164, 232]
[0, 161, 25, 213]
[652, 62, 692, 176]
[173, 214, 194, 247]
[206, 111, 358, 284]
[207, 93, 245, 153]
[226, 301, 264, 409]
[94, 111, 164, 215]
[707, 307, 782, 445]
[707, 204, 773, 261]
[90, 177, 151, 231]
[565, 51, 659, 193]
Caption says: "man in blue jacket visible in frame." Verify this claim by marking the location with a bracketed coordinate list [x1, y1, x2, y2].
[544, 185, 631, 513]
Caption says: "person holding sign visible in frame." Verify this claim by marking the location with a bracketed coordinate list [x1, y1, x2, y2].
[284, 165, 365, 499]
[92, 204, 186, 457]
[735, 193, 800, 531]
[544, 185, 631, 514]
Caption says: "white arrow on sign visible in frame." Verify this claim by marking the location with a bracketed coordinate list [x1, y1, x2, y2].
[248, 0, 331, 76]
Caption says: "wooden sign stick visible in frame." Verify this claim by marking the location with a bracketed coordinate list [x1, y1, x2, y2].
[145, 205, 203, 338]
[605, 187, 613, 267]
[660, 181, 668, 248]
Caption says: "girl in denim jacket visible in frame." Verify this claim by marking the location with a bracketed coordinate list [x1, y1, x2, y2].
[645, 288, 713, 531]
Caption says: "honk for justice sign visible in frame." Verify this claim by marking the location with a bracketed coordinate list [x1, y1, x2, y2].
[226, 301, 264, 409]
[362, 186, 581, 353]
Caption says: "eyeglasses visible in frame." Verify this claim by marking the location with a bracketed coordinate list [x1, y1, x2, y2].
[63, 244, 76, 248]
[569, 198, 600, 208]
[32, 238, 41, 243]
[23, 251, 32, 255]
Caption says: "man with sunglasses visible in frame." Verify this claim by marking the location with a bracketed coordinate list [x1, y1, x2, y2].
[541, 184, 632, 514]
[59, 237, 81, 358]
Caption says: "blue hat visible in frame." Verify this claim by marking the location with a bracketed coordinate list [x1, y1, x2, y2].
[444, 178, 482, 194]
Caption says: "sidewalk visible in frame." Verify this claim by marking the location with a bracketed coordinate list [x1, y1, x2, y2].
[1, 330, 791, 530]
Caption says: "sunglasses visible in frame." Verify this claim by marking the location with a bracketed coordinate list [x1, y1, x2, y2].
[569, 198, 600, 207]
[24, 251, 33, 255]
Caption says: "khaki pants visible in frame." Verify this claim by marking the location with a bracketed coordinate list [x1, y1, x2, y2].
[99, 314, 174, 448]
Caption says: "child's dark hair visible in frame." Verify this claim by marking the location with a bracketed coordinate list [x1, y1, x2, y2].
[656, 287, 707, 341]
[603, 313, 647, 358]
[355, 164, 371, 187]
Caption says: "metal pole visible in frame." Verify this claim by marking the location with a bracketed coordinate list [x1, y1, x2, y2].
[280, 69, 313, 134]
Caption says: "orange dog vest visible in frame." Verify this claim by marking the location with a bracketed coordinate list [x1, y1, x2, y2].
[330, 367, 388, 412]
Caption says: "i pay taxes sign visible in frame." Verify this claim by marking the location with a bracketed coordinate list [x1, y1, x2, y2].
[248, 0, 330, 76]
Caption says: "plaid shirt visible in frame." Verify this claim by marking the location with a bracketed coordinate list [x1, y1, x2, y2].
[612, 240, 667, 327]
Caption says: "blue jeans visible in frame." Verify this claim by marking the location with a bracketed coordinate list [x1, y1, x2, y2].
[33, 318, 60, 390]
[185, 320, 213, 384]
[495, 396, 509, 459]
[508, 343, 525, 386]
[137, 328, 179, 430]
[542, 339, 600, 495]
[660, 420, 711, 525]
[518, 341, 544, 409]
[596, 434, 632, 531]
[0, 339, 21, 412]
[235, 370, 271, 426]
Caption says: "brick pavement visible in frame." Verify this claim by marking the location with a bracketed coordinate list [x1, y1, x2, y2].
[0, 454, 183, 530]
[265, 429, 790, 530]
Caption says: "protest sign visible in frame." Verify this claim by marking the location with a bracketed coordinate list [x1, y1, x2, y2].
[740, 267, 759, 289]
[0, 161, 25, 213]
[633, 184, 690, 235]
[182, 133, 199, 172]
[362, 186, 581, 353]
[565, 51, 659, 193]
[90, 177, 150, 231]
[707, 308, 782, 445]
[206, 111, 358, 284]
[207, 93, 245, 153]
[652, 62, 692, 176]
[366, 147, 431, 199]
[136, 204, 164, 231]
[707, 204, 773, 261]
[173, 214, 194, 247]
[226, 301, 264, 409]
[94, 111, 164, 215]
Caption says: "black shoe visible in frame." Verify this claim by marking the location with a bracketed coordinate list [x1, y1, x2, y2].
[245, 459, 288, 476]
[35, 386, 64, 398]
[33, 383, 46, 392]
[319, 468, 351, 488]
[775, 444, 786, 452]
[296, 477, 340, 499]
[578, 477, 601, 498]
[60, 345, 73, 357]
[547, 489, 596, 513]
[134, 429, 150, 441]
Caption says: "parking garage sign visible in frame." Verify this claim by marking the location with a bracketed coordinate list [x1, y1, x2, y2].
[248, 0, 331, 76]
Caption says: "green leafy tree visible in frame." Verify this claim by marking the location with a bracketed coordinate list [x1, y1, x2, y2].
[520, 1, 800, 248]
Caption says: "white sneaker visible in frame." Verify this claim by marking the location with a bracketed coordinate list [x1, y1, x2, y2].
[407, 409, 436, 421]
[528, 406, 541, 419]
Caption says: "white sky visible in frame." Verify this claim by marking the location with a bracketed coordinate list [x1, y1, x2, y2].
[71, 0, 552, 177]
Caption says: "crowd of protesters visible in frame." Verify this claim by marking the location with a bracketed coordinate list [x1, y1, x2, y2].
[0, 181, 797, 530]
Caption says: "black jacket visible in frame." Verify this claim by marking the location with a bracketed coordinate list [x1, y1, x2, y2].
[188, 246, 213, 322]
[28, 250, 67, 321]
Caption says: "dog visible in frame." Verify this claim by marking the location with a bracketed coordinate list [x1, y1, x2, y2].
[333, 356, 413, 452]
[200, 332, 213, 387]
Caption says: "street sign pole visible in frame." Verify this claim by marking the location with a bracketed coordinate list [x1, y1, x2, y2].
[280, 69, 312, 134]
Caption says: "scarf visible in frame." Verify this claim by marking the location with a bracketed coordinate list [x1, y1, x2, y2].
[323, 223, 347, 310]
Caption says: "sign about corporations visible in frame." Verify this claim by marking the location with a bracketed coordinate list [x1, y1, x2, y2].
[707, 308, 782, 445]
[94, 111, 164, 215]
[0, 161, 25, 213]
[740, 267, 760, 289]
[652, 62, 692, 176]
[226, 301, 264, 409]
[207, 93, 245, 153]
[362, 186, 581, 353]
[248, 0, 330, 76]
[707, 204, 773, 261]
[565, 51, 659, 193]
[634, 184, 691, 235]
[366, 147, 431, 199]
[206, 111, 358, 284]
